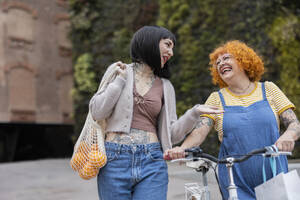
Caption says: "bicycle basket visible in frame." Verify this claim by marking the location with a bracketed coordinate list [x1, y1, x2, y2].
[185, 183, 208, 200]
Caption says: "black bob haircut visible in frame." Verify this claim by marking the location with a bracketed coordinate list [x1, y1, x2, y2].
[130, 26, 176, 79]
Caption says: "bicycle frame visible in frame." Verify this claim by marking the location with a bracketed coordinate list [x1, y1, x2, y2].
[225, 158, 238, 200]
[170, 145, 292, 200]
[186, 159, 211, 199]
[185, 157, 239, 200]
[225, 153, 292, 199]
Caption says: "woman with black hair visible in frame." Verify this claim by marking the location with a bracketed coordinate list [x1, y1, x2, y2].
[89, 26, 223, 200]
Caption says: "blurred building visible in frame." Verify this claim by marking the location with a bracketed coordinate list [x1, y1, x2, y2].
[0, 0, 73, 162]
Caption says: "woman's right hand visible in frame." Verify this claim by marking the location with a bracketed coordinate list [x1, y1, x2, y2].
[163, 146, 186, 160]
[115, 61, 127, 79]
[196, 105, 224, 115]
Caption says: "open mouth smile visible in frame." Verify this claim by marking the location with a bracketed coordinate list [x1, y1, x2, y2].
[220, 65, 232, 75]
[162, 56, 169, 64]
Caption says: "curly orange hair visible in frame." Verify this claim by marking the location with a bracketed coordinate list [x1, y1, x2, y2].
[209, 40, 265, 88]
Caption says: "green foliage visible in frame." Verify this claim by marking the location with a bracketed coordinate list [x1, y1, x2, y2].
[157, 0, 300, 157]
[70, 0, 300, 158]
[270, 14, 300, 104]
[71, 53, 97, 136]
[112, 28, 133, 63]
[158, 0, 280, 115]
[73, 53, 97, 96]
[268, 14, 300, 158]
[69, 0, 159, 138]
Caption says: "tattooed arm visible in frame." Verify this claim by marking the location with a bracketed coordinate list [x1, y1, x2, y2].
[164, 117, 214, 159]
[275, 109, 300, 152]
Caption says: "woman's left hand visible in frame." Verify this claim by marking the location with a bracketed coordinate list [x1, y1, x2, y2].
[275, 132, 295, 152]
[196, 105, 224, 115]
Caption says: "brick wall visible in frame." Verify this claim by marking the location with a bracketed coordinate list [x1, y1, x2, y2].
[0, 0, 73, 124]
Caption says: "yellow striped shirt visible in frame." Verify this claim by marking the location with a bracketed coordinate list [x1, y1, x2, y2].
[202, 81, 295, 142]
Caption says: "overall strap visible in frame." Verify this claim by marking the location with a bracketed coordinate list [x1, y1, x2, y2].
[218, 91, 226, 107]
[261, 82, 267, 100]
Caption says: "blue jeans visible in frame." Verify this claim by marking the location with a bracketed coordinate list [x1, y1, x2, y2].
[97, 142, 168, 200]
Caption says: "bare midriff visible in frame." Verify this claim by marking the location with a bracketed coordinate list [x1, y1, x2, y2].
[105, 128, 159, 145]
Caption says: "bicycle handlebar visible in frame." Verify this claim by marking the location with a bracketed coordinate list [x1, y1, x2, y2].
[168, 145, 292, 164]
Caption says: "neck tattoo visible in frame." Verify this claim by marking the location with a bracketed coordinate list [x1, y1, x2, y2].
[133, 63, 156, 86]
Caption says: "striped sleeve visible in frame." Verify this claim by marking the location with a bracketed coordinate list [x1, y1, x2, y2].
[265, 81, 295, 115]
[201, 92, 222, 121]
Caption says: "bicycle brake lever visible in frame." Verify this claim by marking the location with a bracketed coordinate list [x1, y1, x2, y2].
[170, 157, 194, 163]
[185, 146, 203, 153]
[168, 147, 204, 162]
[185, 146, 203, 158]
[264, 145, 292, 157]
[267, 152, 292, 156]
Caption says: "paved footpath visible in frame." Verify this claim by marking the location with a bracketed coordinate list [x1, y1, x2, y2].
[0, 159, 299, 200]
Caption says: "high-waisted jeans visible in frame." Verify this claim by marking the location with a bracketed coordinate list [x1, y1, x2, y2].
[97, 142, 168, 200]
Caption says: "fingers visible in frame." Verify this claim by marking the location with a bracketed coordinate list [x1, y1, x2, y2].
[163, 151, 172, 160]
[207, 105, 224, 113]
[213, 109, 224, 114]
[275, 132, 296, 152]
[116, 61, 126, 70]
[275, 140, 294, 152]
[197, 105, 224, 114]
[205, 105, 224, 113]
[164, 147, 185, 160]
[275, 141, 283, 151]
[207, 105, 219, 110]
[115, 61, 127, 79]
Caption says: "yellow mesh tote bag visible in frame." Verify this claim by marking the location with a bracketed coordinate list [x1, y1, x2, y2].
[70, 63, 119, 180]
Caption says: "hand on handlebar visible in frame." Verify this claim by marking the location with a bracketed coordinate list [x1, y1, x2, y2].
[163, 146, 186, 160]
[275, 133, 295, 152]
[164, 145, 292, 164]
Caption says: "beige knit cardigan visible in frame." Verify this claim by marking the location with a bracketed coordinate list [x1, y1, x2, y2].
[89, 63, 201, 151]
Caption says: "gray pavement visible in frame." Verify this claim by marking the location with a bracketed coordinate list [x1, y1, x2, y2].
[0, 159, 299, 200]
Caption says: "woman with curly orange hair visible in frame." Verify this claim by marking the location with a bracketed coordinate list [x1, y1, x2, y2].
[164, 40, 300, 199]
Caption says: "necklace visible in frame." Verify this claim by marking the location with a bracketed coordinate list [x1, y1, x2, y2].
[228, 81, 252, 95]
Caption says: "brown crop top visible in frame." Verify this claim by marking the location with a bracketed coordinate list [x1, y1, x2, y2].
[131, 77, 163, 133]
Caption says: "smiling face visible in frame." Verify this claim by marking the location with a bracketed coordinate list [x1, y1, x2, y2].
[216, 53, 246, 83]
[159, 38, 174, 68]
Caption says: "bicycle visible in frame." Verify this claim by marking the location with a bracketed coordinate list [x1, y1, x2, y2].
[166, 145, 292, 200]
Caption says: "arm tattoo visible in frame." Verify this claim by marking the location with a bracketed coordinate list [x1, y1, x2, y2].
[280, 109, 299, 128]
[195, 117, 214, 129]
[280, 109, 300, 137]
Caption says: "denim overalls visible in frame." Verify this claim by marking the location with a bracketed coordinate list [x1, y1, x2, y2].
[218, 83, 288, 200]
